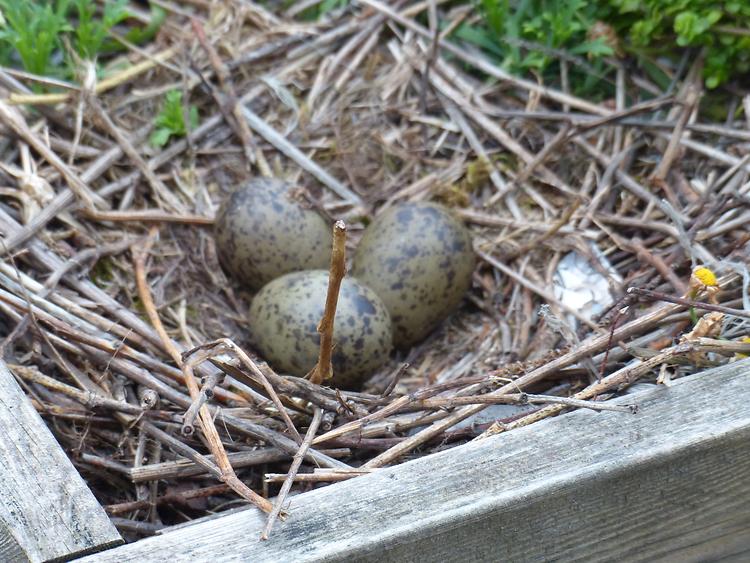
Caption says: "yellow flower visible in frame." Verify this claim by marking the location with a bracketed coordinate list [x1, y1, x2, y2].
[693, 267, 717, 287]
[685, 266, 720, 303]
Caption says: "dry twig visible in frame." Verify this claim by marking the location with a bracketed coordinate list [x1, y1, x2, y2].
[261, 407, 323, 539]
[308, 221, 347, 385]
[132, 229, 274, 514]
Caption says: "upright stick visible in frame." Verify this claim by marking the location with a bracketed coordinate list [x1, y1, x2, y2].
[309, 220, 347, 385]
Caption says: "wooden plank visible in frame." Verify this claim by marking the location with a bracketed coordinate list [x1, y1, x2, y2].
[0, 361, 121, 562]
[83, 359, 750, 562]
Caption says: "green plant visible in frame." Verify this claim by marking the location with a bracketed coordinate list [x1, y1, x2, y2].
[0, 0, 163, 84]
[485, 0, 614, 70]
[453, 0, 615, 97]
[468, 0, 750, 92]
[0, 0, 72, 77]
[607, 0, 750, 88]
[150, 90, 199, 147]
[74, 0, 128, 59]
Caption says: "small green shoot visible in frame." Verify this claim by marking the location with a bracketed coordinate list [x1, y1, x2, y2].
[74, 0, 128, 59]
[0, 0, 72, 77]
[123, 4, 166, 46]
[0, 0, 162, 87]
[689, 307, 699, 326]
[150, 90, 199, 148]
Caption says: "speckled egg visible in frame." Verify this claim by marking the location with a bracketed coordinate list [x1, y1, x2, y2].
[351, 202, 474, 347]
[214, 178, 332, 290]
[248, 270, 392, 389]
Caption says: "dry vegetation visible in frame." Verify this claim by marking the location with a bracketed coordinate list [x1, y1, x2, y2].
[1, 0, 749, 541]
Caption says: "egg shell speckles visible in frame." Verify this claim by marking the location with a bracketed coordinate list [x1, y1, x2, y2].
[248, 270, 393, 389]
[214, 178, 333, 290]
[351, 202, 474, 347]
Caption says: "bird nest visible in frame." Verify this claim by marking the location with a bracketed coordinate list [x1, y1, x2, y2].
[1, 0, 749, 541]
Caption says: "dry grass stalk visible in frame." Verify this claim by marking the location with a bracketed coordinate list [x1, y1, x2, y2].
[481, 337, 750, 438]
[0, 100, 105, 209]
[7, 47, 180, 106]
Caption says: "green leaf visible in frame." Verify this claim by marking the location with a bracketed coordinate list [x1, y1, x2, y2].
[617, 0, 641, 13]
[706, 10, 722, 25]
[124, 5, 165, 45]
[640, 57, 672, 91]
[451, 23, 505, 58]
[520, 51, 547, 70]
[571, 38, 615, 57]
[149, 128, 171, 148]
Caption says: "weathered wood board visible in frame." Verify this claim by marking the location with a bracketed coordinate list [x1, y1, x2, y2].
[80, 358, 750, 562]
[0, 360, 121, 562]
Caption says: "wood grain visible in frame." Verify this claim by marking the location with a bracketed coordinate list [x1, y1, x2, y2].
[0, 360, 121, 562]
[82, 359, 750, 562]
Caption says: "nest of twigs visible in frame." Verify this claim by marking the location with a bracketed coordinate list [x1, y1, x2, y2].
[1, 0, 749, 542]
